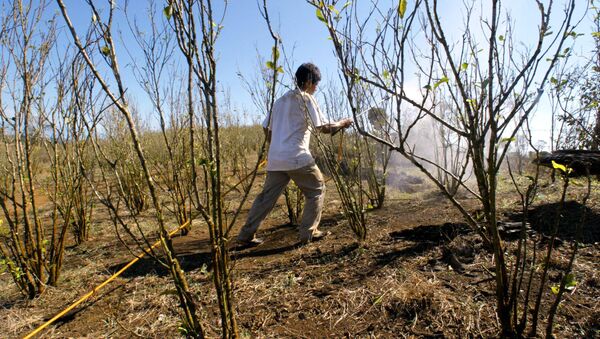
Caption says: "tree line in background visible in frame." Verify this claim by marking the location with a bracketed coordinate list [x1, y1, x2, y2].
[0, 0, 597, 338]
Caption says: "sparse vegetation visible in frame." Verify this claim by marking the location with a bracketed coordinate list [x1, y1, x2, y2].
[0, 1, 598, 338]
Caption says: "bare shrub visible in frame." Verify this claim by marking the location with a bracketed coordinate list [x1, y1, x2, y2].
[310, 0, 588, 336]
[0, 0, 77, 297]
[57, 0, 204, 334]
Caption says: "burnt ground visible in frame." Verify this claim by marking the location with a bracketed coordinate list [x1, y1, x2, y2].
[1, 177, 599, 338]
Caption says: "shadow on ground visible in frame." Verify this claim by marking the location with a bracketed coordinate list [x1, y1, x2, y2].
[52, 284, 125, 327]
[509, 200, 600, 244]
[376, 222, 471, 266]
[108, 251, 213, 278]
[107, 216, 343, 278]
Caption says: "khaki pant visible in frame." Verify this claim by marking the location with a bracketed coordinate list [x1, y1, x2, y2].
[237, 164, 325, 242]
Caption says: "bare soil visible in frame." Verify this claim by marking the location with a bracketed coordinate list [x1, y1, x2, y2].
[1, 175, 599, 338]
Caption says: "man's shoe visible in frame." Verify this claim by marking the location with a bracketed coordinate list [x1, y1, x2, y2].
[312, 230, 329, 241]
[300, 230, 330, 244]
[237, 237, 264, 248]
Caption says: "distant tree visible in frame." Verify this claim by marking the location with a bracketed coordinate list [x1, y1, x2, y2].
[550, 5, 599, 150]
[585, 6, 600, 148]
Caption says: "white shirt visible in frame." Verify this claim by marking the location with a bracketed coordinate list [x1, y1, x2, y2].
[263, 89, 326, 171]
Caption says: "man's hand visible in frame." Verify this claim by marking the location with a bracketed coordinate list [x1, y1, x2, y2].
[318, 117, 354, 135]
[338, 118, 353, 129]
[331, 118, 353, 136]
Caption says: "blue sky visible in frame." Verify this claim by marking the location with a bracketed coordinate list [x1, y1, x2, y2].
[53, 0, 344, 125]
[49, 0, 596, 147]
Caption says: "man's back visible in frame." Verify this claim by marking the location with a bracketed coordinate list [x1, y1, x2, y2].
[263, 89, 324, 171]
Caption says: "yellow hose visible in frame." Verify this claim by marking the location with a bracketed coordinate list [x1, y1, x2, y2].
[258, 158, 267, 169]
[23, 220, 191, 339]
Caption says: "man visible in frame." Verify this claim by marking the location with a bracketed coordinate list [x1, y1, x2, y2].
[237, 63, 353, 246]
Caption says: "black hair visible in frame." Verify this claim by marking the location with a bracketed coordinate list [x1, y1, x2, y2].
[295, 63, 321, 89]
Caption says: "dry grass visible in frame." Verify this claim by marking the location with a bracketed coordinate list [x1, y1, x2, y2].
[0, 167, 598, 338]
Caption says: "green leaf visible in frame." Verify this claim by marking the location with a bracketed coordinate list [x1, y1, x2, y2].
[591, 31, 600, 38]
[199, 263, 209, 275]
[178, 325, 189, 335]
[266, 61, 275, 70]
[500, 137, 516, 143]
[461, 62, 468, 71]
[550, 77, 558, 85]
[272, 46, 280, 62]
[100, 45, 111, 56]
[163, 5, 173, 20]
[466, 98, 478, 110]
[551, 160, 573, 175]
[316, 8, 326, 23]
[423, 84, 432, 90]
[564, 273, 577, 290]
[13, 266, 22, 279]
[276, 66, 284, 74]
[433, 76, 449, 89]
[341, 1, 352, 11]
[586, 101, 599, 109]
[328, 4, 339, 15]
[551, 285, 560, 295]
[382, 69, 390, 79]
[498, 35, 504, 42]
[398, 0, 407, 18]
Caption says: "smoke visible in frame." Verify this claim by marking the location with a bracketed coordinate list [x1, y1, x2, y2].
[387, 114, 438, 193]
[361, 99, 471, 194]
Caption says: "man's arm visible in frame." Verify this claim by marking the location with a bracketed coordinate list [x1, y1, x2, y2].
[317, 118, 353, 135]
